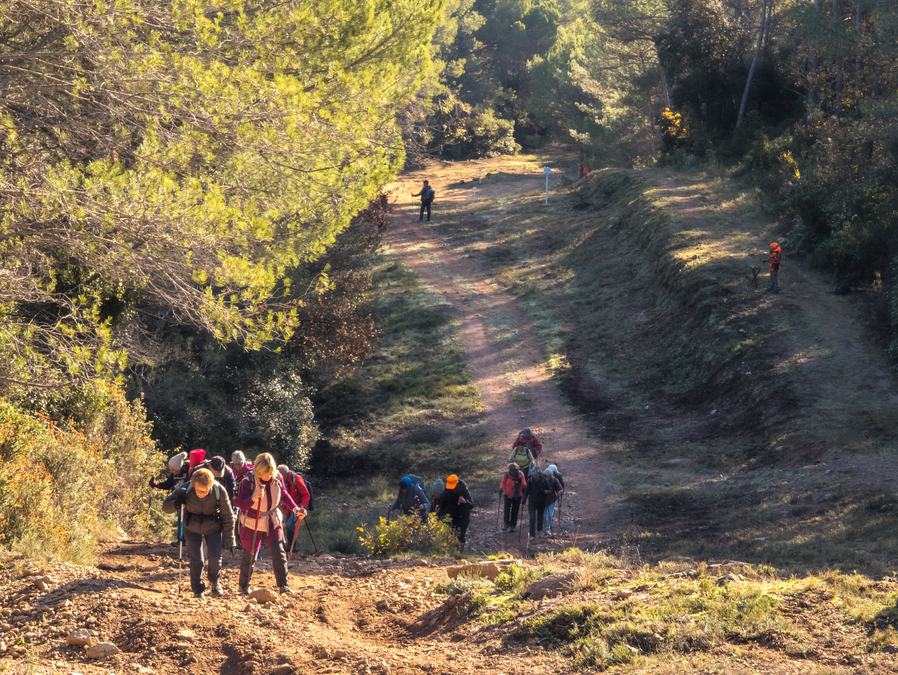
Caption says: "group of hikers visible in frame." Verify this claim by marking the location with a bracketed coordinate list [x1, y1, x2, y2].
[150, 448, 311, 598]
[387, 428, 565, 546]
[151, 428, 563, 597]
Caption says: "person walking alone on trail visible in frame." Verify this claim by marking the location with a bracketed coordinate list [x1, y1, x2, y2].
[436, 474, 474, 548]
[499, 463, 527, 532]
[512, 428, 542, 460]
[542, 464, 564, 537]
[163, 468, 235, 598]
[235, 453, 305, 595]
[767, 242, 782, 293]
[510, 444, 536, 478]
[525, 468, 551, 538]
[391, 475, 430, 521]
[412, 180, 435, 222]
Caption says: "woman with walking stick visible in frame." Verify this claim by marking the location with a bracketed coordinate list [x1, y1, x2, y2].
[235, 452, 305, 595]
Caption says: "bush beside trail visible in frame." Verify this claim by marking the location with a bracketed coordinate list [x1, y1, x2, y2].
[0, 386, 161, 563]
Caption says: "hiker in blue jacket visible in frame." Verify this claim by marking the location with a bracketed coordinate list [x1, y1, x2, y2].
[391, 475, 430, 521]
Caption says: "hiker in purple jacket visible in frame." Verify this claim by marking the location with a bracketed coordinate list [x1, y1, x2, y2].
[235, 452, 305, 595]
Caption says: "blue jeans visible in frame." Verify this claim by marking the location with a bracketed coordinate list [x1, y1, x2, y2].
[544, 502, 557, 532]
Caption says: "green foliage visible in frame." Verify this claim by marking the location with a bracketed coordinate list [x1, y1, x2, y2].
[0, 0, 444, 395]
[0, 386, 161, 562]
[357, 513, 461, 556]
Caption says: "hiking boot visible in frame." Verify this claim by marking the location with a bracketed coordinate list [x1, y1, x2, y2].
[194, 590, 205, 599]
[239, 586, 249, 596]
[211, 583, 225, 597]
[278, 585, 294, 595]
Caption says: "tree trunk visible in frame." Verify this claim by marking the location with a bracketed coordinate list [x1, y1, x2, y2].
[808, 0, 821, 107]
[736, 0, 771, 129]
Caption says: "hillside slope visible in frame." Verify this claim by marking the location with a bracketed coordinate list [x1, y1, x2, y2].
[398, 151, 898, 573]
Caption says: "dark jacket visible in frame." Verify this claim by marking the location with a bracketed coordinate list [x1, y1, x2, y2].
[153, 469, 188, 491]
[392, 483, 430, 516]
[193, 460, 236, 503]
[413, 186, 434, 203]
[525, 471, 553, 509]
[163, 483, 236, 547]
[436, 481, 474, 521]
[543, 474, 563, 506]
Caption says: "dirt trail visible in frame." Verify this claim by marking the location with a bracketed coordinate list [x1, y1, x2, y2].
[0, 545, 562, 674]
[386, 157, 617, 553]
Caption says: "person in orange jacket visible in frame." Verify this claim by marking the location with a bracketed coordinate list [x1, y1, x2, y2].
[499, 463, 527, 532]
[767, 242, 782, 293]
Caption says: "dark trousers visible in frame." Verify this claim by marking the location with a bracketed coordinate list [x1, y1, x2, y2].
[186, 530, 222, 594]
[238, 528, 288, 590]
[451, 513, 471, 545]
[419, 200, 432, 221]
[503, 496, 521, 529]
[528, 500, 545, 537]
[768, 268, 779, 292]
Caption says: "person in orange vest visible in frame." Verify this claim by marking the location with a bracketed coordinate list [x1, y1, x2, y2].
[767, 242, 782, 293]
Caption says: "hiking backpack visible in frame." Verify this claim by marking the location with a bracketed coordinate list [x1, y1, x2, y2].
[290, 471, 315, 512]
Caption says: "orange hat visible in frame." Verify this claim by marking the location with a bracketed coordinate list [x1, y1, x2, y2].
[445, 474, 459, 490]
[769, 241, 779, 249]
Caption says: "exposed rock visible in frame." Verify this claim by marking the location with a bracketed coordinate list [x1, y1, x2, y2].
[249, 588, 278, 604]
[269, 665, 297, 675]
[445, 559, 514, 580]
[85, 641, 120, 659]
[175, 629, 196, 641]
[66, 629, 95, 647]
[716, 573, 745, 586]
[523, 573, 576, 600]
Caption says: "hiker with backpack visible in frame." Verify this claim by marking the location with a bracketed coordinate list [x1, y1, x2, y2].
[428, 478, 445, 512]
[512, 428, 542, 460]
[208, 456, 236, 503]
[435, 474, 474, 548]
[499, 463, 527, 532]
[541, 464, 564, 537]
[235, 452, 304, 594]
[524, 468, 552, 538]
[163, 467, 236, 598]
[510, 444, 536, 478]
[391, 475, 430, 522]
[278, 464, 312, 554]
[149, 451, 189, 492]
[230, 450, 253, 482]
[412, 180, 435, 222]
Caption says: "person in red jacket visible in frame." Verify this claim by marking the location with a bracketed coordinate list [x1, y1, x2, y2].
[767, 242, 782, 293]
[278, 464, 311, 554]
[499, 463, 527, 532]
[511, 428, 542, 459]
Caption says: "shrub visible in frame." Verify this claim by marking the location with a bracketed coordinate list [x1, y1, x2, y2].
[0, 385, 162, 562]
[357, 513, 460, 556]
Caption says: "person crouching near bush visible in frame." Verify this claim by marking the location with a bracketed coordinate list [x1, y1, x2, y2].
[163, 467, 235, 598]
[235, 452, 304, 595]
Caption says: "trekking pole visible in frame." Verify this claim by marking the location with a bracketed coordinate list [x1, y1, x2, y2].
[287, 514, 304, 561]
[525, 505, 531, 557]
[305, 516, 320, 554]
[557, 491, 563, 526]
[177, 505, 185, 595]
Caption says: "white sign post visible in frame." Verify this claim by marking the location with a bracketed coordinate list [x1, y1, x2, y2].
[543, 166, 551, 204]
